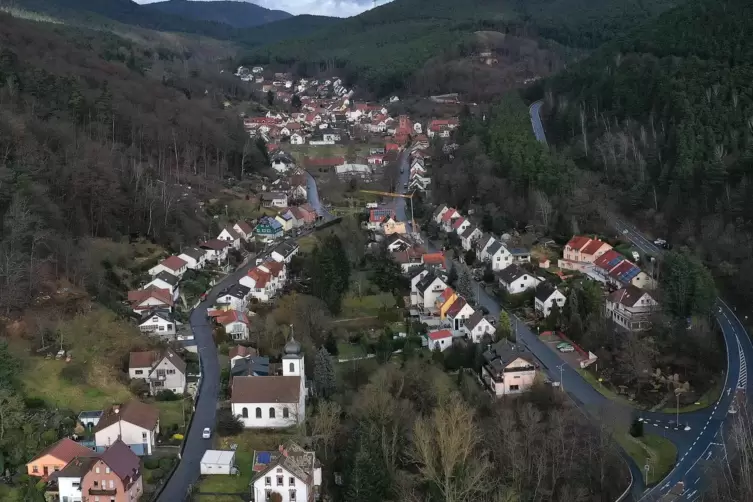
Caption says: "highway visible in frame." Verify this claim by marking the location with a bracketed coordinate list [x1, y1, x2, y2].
[528, 100, 751, 500]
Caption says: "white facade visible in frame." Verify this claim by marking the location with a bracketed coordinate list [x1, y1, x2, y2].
[223, 320, 250, 341]
[489, 246, 513, 271]
[415, 277, 448, 309]
[252, 464, 316, 502]
[427, 333, 453, 352]
[216, 293, 248, 312]
[482, 358, 537, 397]
[217, 229, 241, 250]
[201, 450, 236, 475]
[535, 290, 567, 318]
[95, 421, 158, 456]
[138, 314, 175, 335]
[57, 475, 84, 502]
[500, 274, 541, 294]
[467, 318, 495, 343]
[143, 277, 179, 299]
[447, 303, 476, 333]
[178, 251, 206, 270]
[290, 133, 305, 145]
[461, 228, 483, 251]
[148, 261, 187, 278]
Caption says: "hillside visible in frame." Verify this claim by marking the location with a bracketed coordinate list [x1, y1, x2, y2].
[544, 0, 753, 304]
[143, 0, 291, 29]
[240, 0, 680, 96]
[0, 11, 269, 313]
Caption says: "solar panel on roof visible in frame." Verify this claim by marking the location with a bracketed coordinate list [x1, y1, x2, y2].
[608, 257, 623, 267]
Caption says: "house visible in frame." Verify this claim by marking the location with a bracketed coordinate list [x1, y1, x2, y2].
[255, 216, 284, 240]
[271, 240, 299, 263]
[427, 329, 453, 352]
[200, 239, 231, 264]
[287, 206, 307, 227]
[304, 156, 345, 170]
[422, 252, 447, 271]
[534, 282, 567, 318]
[606, 286, 659, 331]
[148, 255, 188, 278]
[412, 272, 449, 310]
[231, 355, 273, 378]
[460, 226, 483, 251]
[465, 310, 496, 343]
[138, 309, 176, 336]
[435, 288, 458, 319]
[439, 208, 460, 232]
[250, 442, 322, 502]
[214, 310, 251, 341]
[94, 401, 160, 456]
[218, 227, 243, 250]
[229, 345, 259, 368]
[240, 267, 273, 302]
[201, 450, 236, 476]
[297, 203, 318, 225]
[80, 440, 143, 502]
[381, 217, 407, 235]
[231, 338, 306, 428]
[367, 209, 395, 231]
[509, 248, 531, 264]
[386, 234, 412, 252]
[128, 349, 186, 395]
[216, 283, 251, 311]
[261, 192, 289, 208]
[446, 297, 476, 333]
[497, 264, 540, 294]
[143, 271, 180, 301]
[127, 287, 173, 315]
[178, 247, 207, 270]
[275, 211, 295, 233]
[452, 217, 471, 235]
[335, 163, 372, 179]
[392, 248, 423, 273]
[78, 411, 103, 430]
[563, 236, 612, 262]
[290, 132, 305, 145]
[481, 340, 537, 397]
[476, 233, 497, 260]
[485, 241, 513, 271]
[259, 260, 287, 291]
[233, 221, 254, 242]
[592, 251, 656, 289]
[27, 438, 95, 479]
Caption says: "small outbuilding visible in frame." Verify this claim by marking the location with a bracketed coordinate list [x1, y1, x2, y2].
[200, 450, 236, 475]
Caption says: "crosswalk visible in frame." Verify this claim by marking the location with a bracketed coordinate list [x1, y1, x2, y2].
[737, 334, 747, 389]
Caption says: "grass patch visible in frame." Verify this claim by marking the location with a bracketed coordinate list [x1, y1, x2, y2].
[336, 341, 367, 360]
[341, 292, 396, 317]
[662, 378, 724, 414]
[24, 358, 132, 412]
[577, 369, 646, 410]
[155, 400, 188, 430]
[198, 430, 299, 494]
[297, 234, 319, 253]
[617, 433, 677, 486]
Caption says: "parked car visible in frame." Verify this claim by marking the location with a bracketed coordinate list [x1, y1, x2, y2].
[202, 427, 212, 439]
[558, 344, 574, 353]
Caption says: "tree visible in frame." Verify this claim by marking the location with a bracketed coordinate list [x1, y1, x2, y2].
[313, 347, 336, 399]
[266, 90, 275, 106]
[464, 249, 476, 266]
[498, 310, 513, 341]
[310, 400, 341, 458]
[216, 407, 243, 436]
[291, 94, 302, 110]
[457, 267, 475, 304]
[661, 250, 717, 318]
[629, 417, 644, 437]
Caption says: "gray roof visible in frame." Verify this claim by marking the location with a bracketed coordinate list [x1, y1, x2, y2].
[535, 282, 561, 303]
[416, 272, 441, 293]
[231, 356, 272, 377]
[432, 204, 448, 219]
[482, 339, 535, 375]
[478, 233, 495, 250]
[139, 309, 174, 324]
[273, 240, 299, 257]
[510, 248, 530, 256]
[460, 225, 478, 239]
[180, 247, 205, 261]
[465, 310, 487, 331]
[221, 283, 251, 300]
[486, 240, 503, 256]
[497, 264, 527, 284]
[154, 271, 179, 286]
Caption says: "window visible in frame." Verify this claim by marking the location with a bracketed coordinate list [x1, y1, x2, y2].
[94, 481, 99, 487]
[256, 407, 262, 418]
[277, 475, 284, 486]
[269, 407, 276, 419]
[135, 369, 143, 375]
[72, 482, 80, 488]
[142, 432, 147, 440]
[242, 407, 249, 418]
[290, 489, 297, 501]
[283, 407, 289, 419]
[265, 477, 271, 486]
[32, 466, 38, 473]
[510, 385, 520, 391]
[167, 369, 175, 374]
[106, 467, 111, 474]
[109, 480, 114, 489]
[289, 477, 295, 486]
[289, 362, 295, 373]
[265, 489, 272, 500]
[95, 467, 100, 474]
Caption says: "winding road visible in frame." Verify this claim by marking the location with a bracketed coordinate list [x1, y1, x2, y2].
[529, 100, 751, 500]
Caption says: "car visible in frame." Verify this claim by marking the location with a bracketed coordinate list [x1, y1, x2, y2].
[202, 427, 211, 439]
[558, 345, 575, 353]
[622, 229, 628, 234]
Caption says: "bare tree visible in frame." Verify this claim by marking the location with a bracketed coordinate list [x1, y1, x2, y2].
[309, 401, 341, 459]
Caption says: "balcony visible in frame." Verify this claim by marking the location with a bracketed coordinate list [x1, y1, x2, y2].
[89, 488, 118, 496]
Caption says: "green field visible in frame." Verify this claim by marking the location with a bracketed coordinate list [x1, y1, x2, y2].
[617, 433, 677, 486]
[341, 292, 396, 317]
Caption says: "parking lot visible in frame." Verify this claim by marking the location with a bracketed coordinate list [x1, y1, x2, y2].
[539, 331, 595, 369]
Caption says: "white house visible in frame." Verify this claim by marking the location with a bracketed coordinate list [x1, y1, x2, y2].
[128, 287, 173, 315]
[464, 310, 496, 343]
[148, 256, 188, 278]
[290, 133, 305, 145]
[233, 221, 254, 242]
[498, 264, 541, 294]
[53, 459, 90, 502]
[534, 283, 567, 318]
[481, 340, 537, 397]
[178, 247, 207, 270]
[128, 349, 187, 395]
[476, 234, 497, 261]
[432, 204, 450, 224]
[412, 272, 449, 310]
[250, 442, 322, 502]
[200, 450, 236, 476]
[231, 338, 306, 428]
[94, 401, 160, 456]
[485, 241, 513, 271]
[606, 286, 659, 331]
[271, 240, 299, 263]
[262, 192, 289, 208]
[216, 284, 251, 312]
[427, 329, 453, 352]
[460, 226, 483, 252]
[240, 268, 273, 303]
[138, 310, 176, 336]
[143, 271, 180, 301]
[216, 310, 251, 341]
[453, 217, 472, 236]
[218, 227, 243, 250]
[259, 260, 287, 291]
[445, 297, 476, 334]
[201, 239, 231, 264]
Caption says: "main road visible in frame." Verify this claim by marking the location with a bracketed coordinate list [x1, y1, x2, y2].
[529, 100, 751, 500]
[158, 175, 330, 501]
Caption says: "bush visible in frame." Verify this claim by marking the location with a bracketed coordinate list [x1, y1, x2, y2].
[129, 379, 150, 397]
[159, 457, 175, 470]
[150, 468, 164, 481]
[216, 407, 244, 436]
[629, 418, 644, 438]
[155, 390, 180, 401]
[60, 362, 88, 385]
[144, 458, 160, 469]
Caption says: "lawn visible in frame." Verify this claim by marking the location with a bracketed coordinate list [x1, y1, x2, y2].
[662, 378, 724, 414]
[155, 399, 189, 431]
[336, 341, 367, 360]
[198, 430, 300, 494]
[577, 368, 647, 410]
[23, 358, 132, 412]
[617, 433, 677, 486]
[297, 234, 319, 253]
[341, 292, 396, 317]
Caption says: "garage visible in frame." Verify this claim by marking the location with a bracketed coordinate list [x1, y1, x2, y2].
[200, 450, 236, 475]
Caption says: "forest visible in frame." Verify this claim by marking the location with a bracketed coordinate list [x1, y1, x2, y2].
[543, 0, 753, 307]
[0, 13, 269, 314]
[239, 0, 680, 97]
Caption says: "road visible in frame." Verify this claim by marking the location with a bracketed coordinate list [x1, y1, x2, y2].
[527, 101, 751, 500]
[158, 175, 330, 501]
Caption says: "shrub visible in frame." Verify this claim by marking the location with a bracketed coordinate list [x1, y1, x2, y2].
[629, 418, 644, 438]
[60, 362, 88, 385]
[144, 458, 160, 470]
[155, 390, 180, 401]
[150, 468, 164, 481]
[216, 407, 243, 436]
[159, 457, 175, 470]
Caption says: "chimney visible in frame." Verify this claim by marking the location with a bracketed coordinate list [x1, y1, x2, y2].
[113, 405, 120, 414]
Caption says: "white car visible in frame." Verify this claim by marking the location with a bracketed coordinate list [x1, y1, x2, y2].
[558, 345, 575, 353]
[202, 427, 212, 439]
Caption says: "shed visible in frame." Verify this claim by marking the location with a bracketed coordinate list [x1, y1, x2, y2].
[78, 410, 103, 429]
[201, 450, 236, 475]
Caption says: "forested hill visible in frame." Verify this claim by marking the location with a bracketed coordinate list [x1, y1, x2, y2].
[143, 0, 291, 29]
[0, 13, 268, 313]
[544, 0, 753, 303]
[240, 0, 680, 96]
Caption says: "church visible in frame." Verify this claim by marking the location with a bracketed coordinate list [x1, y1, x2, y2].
[230, 337, 307, 428]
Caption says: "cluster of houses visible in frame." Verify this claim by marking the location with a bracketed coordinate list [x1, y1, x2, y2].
[407, 147, 432, 193]
[560, 236, 659, 331]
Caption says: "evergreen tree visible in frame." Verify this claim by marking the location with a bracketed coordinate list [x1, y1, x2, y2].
[313, 347, 336, 399]
[266, 90, 275, 106]
[457, 267, 475, 304]
[498, 310, 513, 341]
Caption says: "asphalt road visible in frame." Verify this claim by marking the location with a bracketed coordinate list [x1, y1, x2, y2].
[529, 100, 548, 145]
[305, 170, 334, 221]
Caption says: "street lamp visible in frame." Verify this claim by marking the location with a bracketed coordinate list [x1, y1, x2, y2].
[557, 363, 565, 392]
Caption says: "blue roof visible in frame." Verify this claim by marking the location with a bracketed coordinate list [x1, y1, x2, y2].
[509, 248, 529, 255]
[257, 451, 271, 464]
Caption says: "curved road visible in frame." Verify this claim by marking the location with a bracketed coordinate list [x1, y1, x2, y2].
[529, 101, 751, 500]
[158, 175, 330, 501]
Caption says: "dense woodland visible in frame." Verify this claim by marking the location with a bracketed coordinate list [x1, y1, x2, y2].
[0, 14, 270, 313]
[544, 0, 753, 307]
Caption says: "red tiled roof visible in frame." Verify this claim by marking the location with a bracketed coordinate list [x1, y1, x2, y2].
[608, 260, 635, 279]
[235, 221, 253, 234]
[248, 267, 271, 288]
[446, 297, 468, 317]
[440, 209, 457, 222]
[229, 345, 258, 360]
[201, 239, 231, 250]
[28, 438, 96, 472]
[566, 236, 591, 251]
[423, 252, 446, 267]
[159, 255, 187, 272]
[452, 217, 466, 229]
[94, 401, 159, 433]
[217, 310, 250, 325]
[128, 350, 159, 369]
[262, 260, 284, 276]
[581, 238, 609, 256]
[128, 287, 173, 308]
[594, 250, 624, 272]
[428, 329, 453, 341]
